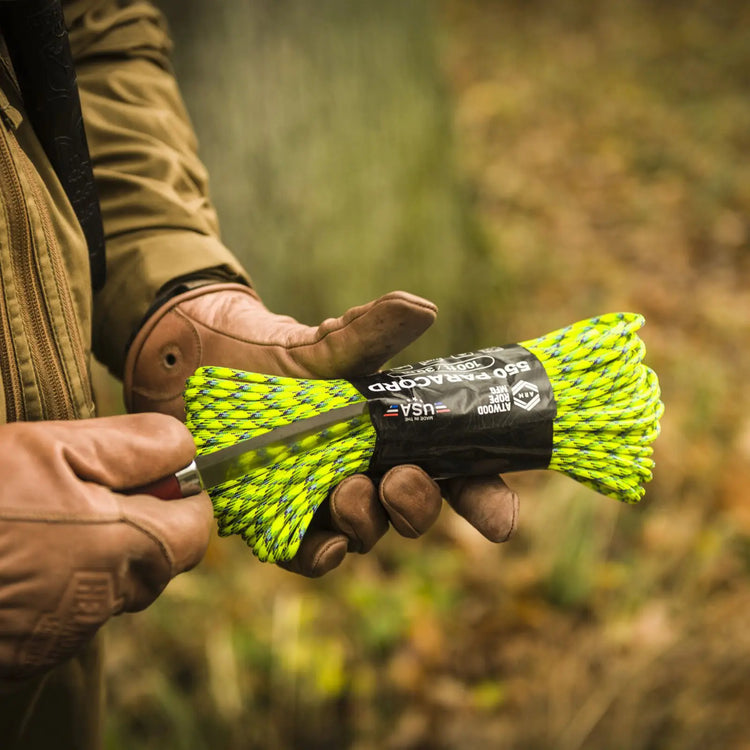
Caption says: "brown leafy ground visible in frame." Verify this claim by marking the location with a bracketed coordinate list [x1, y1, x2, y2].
[102, 1, 750, 748]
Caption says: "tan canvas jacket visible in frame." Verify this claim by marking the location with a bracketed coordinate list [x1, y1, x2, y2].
[0, 1, 248, 746]
[0, 0, 247, 427]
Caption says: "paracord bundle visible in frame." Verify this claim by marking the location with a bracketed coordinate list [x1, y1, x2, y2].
[185, 312, 663, 562]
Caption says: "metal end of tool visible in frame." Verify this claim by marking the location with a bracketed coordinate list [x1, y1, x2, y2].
[175, 460, 204, 496]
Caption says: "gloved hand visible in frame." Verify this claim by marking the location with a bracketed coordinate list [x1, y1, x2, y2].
[123, 283, 519, 575]
[0, 414, 213, 689]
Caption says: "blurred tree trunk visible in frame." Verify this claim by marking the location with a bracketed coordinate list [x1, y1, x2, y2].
[157, 0, 495, 360]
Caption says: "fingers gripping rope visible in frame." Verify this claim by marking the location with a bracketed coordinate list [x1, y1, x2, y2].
[185, 312, 663, 563]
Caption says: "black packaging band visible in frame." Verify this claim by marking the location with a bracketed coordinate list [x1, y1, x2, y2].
[350, 344, 556, 478]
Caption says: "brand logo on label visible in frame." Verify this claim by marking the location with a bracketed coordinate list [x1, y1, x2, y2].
[512, 380, 540, 411]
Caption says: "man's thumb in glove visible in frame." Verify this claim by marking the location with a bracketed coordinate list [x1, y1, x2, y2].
[124, 285, 438, 419]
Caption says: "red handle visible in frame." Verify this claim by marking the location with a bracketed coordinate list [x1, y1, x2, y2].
[135, 474, 184, 500]
[122, 461, 202, 500]
[125, 474, 183, 499]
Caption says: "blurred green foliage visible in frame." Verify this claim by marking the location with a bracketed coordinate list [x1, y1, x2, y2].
[99, 0, 750, 748]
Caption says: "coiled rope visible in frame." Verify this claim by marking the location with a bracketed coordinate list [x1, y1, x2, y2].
[185, 312, 663, 563]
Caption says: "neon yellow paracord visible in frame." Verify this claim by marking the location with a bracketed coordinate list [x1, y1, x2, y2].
[184, 312, 663, 562]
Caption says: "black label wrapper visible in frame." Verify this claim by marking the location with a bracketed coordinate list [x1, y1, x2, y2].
[350, 345, 556, 478]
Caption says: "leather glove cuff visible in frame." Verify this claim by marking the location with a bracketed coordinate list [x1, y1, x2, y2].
[129, 271, 252, 347]
[123, 282, 258, 416]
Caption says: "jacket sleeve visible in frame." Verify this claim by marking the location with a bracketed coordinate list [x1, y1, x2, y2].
[63, 0, 251, 377]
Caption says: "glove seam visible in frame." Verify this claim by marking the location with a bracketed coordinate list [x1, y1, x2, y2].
[328, 507, 362, 553]
[0, 513, 121, 523]
[122, 518, 176, 577]
[501, 491, 520, 542]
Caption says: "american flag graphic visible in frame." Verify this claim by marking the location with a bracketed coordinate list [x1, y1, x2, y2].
[384, 405, 400, 417]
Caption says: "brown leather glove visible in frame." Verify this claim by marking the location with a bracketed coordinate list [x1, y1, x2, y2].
[0, 414, 213, 689]
[123, 284, 519, 576]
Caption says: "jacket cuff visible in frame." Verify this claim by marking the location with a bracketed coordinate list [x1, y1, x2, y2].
[93, 230, 251, 378]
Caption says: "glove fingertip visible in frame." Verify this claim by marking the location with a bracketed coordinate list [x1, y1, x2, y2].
[379, 465, 442, 538]
[330, 474, 388, 553]
[309, 536, 348, 577]
[443, 477, 519, 543]
[280, 531, 348, 578]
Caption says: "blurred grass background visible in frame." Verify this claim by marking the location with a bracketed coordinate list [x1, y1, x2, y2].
[95, 0, 750, 748]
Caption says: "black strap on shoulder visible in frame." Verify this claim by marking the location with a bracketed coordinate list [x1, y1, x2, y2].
[0, 0, 106, 291]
